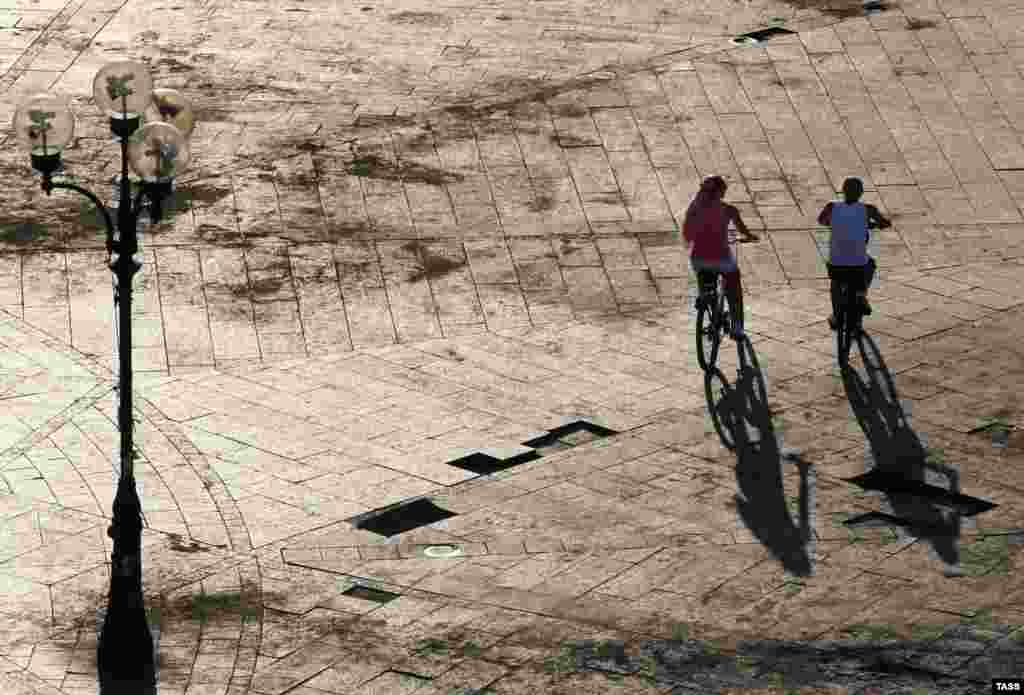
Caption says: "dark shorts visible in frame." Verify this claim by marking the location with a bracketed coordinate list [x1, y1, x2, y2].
[827, 256, 876, 293]
[696, 267, 740, 294]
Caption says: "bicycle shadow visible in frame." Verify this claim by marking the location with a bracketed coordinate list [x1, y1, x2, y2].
[704, 339, 815, 577]
[841, 332, 962, 569]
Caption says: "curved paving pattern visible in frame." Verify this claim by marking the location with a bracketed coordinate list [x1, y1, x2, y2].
[3, 0, 1024, 693]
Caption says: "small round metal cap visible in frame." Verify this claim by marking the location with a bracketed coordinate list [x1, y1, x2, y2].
[422, 544, 463, 558]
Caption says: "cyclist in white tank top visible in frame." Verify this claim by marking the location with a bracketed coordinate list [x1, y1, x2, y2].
[817, 178, 890, 327]
[829, 201, 870, 266]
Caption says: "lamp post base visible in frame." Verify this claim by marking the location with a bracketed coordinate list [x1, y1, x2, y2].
[96, 430, 154, 694]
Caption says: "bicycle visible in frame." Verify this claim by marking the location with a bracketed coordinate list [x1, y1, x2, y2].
[830, 218, 889, 367]
[695, 234, 753, 371]
[831, 270, 863, 367]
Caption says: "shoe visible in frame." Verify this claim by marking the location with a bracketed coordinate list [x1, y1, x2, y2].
[828, 315, 836, 331]
[731, 320, 745, 340]
[861, 299, 872, 316]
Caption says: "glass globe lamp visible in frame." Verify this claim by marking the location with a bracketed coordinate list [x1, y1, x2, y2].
[127, 121, 190, 181]
[143, 88, 196, 137]
[12, 93, 75, 176]
[92, 61, 153, 138]
[127, 121, 190, 222]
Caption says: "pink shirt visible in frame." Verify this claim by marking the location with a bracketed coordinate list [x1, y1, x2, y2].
[684, 200, 730, 262]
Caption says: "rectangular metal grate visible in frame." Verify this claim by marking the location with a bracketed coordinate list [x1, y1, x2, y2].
[342, 585, 401, 603]
[446, 450, 541, 475]
[348, 497, 458, 537]
[521, 420, 619, 451]
[741, 26, 796, 41]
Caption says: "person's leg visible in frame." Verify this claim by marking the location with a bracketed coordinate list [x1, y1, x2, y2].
[827, 263, 838, 328]
[858, 257, 876, 314]
[723, 269, 744, 337]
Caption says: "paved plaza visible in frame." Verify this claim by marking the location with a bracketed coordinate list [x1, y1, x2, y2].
[2, 0, 1024, 692]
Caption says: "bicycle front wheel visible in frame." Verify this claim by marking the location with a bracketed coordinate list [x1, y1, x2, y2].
[696, 294, 722, 371]
[837, 289, 854, 366]
[705, 367, 737, 450]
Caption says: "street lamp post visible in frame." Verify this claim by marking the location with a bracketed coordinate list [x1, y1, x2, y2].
[12, 61, 195, 695]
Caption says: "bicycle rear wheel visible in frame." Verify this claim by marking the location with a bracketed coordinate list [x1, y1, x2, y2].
[692, 300, 716, 374]
[837, 286, 855, 366]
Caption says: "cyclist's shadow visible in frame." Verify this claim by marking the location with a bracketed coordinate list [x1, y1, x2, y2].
[704, 340, 814, 577]
[842, 333, 962, 569]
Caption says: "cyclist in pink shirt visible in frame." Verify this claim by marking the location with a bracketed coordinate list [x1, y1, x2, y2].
[684, 176, 759, 339]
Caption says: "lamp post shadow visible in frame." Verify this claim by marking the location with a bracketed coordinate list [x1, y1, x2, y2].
[705, 338, 815, 578]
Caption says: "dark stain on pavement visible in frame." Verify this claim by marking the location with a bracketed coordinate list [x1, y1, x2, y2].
[551, 133, 600, 147]
[906, 17, 939, 30]
[166, 533, 213, 553]
[327, 220, 375, 239]
[551, 102, 590, 118]
[528, 194, 555, 212]
[0, 221, 50, 246]
[196, 223, 246, 244]
[441, 74, 614, 120]
[191, 106, 232, 122]
[182, 181, 232, 207]
[347, 153, 463, 185]
[151, 56, 194, 74]
[401, 240, 466, 282]
[776, 0, 886, 18]
[387, 10, 449, 25]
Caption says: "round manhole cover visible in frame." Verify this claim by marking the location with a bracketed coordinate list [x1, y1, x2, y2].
[423, 544, 463, 558]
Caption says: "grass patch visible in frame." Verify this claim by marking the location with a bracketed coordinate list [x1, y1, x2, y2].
[671, 622, 690, 641]
[766, 671, 799, 694]
[925, 448, 945, 466]
[735, 654, 759, 674]
[880, 527, 900, 544]
[976, 414, 1011, 432]
[782, 578, 805, 595]
[961, 608, 994, 629]
[416, 637, 450, 654]
[349, 158, 371, 177]
[846, 483, 869, 498]
[593, 640, 620, 660]
[636, 654, 658, 679]
[842, 623, 900, 641]
[188, 590, 261, 623]
[145, 602, 162, 628]
[542, 644, 578, 674]
[910, 623, 946, 640]
[959, 533, 1010, 576]
[830, 512, 864, 542]
[459, 640, 483, 657]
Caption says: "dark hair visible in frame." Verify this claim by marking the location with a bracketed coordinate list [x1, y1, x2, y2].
[701, 176, 727, 194]
[842, 177, 864, 201]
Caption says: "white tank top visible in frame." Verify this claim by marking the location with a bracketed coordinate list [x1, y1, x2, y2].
[829, 202, 868, 266]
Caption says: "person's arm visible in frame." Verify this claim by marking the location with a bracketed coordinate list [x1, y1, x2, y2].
[726, 204, 758, 241]
[866, 204, 891, 229]
[682, 206, 697, 246]
[817, 202, 833, 227]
